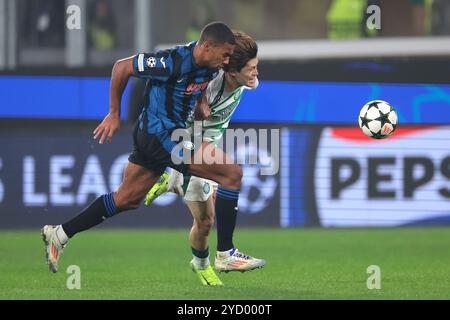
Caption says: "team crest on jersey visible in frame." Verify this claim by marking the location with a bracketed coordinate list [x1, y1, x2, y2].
[183, 82, 209, 95]
[223, 104, 237, 118]
[146, 57, 156, 68]
[203, 182, 211, 194]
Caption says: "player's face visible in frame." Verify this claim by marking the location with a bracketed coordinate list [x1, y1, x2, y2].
[204, 42, 235, 69]
[233, 58, 259, 88]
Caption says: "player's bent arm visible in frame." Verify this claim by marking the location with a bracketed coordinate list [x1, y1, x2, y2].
[194, 94, 211, 121]
[110, 56, 135, 117]
[93, 56, 134, 144]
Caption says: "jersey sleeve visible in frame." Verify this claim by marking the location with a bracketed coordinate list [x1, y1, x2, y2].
[133, 49, 173, 82]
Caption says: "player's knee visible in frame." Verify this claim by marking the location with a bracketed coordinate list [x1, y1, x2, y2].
[213, 165, 242, 188]
[235, 166, 243, 182]
[202, 216, 214, 231]
[195, 216, 214, 235]
[224, 165, 242, 189]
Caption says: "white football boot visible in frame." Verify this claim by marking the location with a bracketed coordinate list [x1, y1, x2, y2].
[215, 248, 266, 273]
[41, 225, 66, 273]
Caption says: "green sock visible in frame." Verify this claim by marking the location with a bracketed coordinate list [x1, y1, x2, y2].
[182, 175, 192, 194]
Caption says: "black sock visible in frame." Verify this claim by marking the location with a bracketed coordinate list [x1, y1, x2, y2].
[192, 246, 209, 259]
[215, 186, 239, 252]
[62, 192, 122, 238]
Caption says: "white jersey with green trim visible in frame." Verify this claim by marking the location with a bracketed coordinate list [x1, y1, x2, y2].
[186, 69, 258, 144]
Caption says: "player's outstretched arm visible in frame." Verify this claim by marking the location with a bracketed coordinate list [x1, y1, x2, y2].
[93, 56, 135, 144]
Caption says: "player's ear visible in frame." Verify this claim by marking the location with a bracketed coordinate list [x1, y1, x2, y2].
[228, 69, 239, 77]
[202, 40, 212, 51]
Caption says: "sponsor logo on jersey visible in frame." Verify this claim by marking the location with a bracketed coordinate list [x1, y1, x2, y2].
[210, 101, 238, 122]
[183, 82, 209, 95]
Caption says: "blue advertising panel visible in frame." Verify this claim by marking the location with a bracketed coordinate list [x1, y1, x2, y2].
[0, 76, 131, 120]
[235, 81, 450, 124]
[1, 76, 449, 124]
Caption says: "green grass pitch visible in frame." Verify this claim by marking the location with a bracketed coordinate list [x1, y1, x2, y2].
[1, 228, 449, 299]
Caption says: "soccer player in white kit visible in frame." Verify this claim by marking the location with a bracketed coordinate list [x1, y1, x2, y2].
[145, 31, 265, 286]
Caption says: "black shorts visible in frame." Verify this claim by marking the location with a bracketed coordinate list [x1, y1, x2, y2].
[128, 118, 194, 176]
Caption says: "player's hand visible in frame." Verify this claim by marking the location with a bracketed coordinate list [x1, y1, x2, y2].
[93, 113, 120, 144]
[194, 95, 211, 120]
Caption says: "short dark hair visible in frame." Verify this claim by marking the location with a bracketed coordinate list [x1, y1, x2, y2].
[198, 21, 236, 46]
[223, 31, 258, 72]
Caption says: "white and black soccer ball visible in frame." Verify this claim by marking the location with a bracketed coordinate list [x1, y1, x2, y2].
[146, 57, 156, 68]
[358, 100, 398, 139]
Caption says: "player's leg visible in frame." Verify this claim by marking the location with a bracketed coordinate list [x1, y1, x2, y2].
[42, 161, 160, 273]
[188, 141, 242, 189]
[113, 162, 161, 210]
[188, 142, 243, 258]
[187, 199, 214, 252]
[208, 183, 266, 273]
[186, 195, 222, 286]
[146, 140, 241, 205]
[184, 176, 214, 252]
[188, 143, 266, 272]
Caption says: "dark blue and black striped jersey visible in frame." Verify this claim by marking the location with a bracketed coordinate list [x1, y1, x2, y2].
[133, 41, 219, 133]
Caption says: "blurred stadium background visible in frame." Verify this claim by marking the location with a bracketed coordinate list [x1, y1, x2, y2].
[1, 0, 450, 300]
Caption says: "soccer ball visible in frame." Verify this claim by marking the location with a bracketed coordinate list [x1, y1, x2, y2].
[358, 100, 398, 139]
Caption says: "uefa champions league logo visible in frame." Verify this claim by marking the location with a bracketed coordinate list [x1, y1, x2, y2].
[146, 57, 156, 68]
[237, 143, 277, 214]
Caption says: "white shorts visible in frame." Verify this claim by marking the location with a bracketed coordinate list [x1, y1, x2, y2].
[184, 176, 218, 202]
